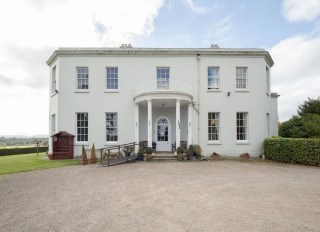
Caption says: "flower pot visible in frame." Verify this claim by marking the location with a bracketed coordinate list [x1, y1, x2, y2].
[81, 159, 89, 165]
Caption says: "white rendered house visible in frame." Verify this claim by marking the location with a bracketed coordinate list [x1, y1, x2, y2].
[47, 46, 279, 157]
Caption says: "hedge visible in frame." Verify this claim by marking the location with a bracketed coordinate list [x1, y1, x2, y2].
[0, 147, 48, 156]
[264, 138, 320, 166]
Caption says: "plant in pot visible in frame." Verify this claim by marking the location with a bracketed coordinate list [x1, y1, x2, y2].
[145, 147, 153, 161]
[137, 147, 144, 161]
[176, 146, 185, 161]
[90, 143, 97, 164]
[193, 144, 202, 159]
[211, 152, 221, 160]
[81, 145, 88, 165]
[123, 145, 134, 157]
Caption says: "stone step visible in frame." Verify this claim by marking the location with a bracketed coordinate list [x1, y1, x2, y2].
[152, 155, 178, 162]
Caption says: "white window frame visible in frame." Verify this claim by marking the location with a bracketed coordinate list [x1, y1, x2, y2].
[76, 67, 89, 90]
[106, 113, 118, 142]
[51, 66, 56, 94]
[208, 67, 220, 90]
[208, 112, 220, 141]
[236, 112, 248, 141]
[51, 114, 56, 135]
[106, 67, 118, 91]
[76, 113, 88, 142]
[156, 67, 170, 89]
[236, 67, 247, 89]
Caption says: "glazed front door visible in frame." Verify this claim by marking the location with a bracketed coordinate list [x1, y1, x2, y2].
[155, 117, 171, 151]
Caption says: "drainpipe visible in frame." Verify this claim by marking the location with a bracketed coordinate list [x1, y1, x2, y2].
[197, 54, 201, 144]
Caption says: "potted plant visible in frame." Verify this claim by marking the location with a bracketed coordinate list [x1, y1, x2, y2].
[145, 147, 153, 161]
[240, 152, 250, 159]
[176, 146, 185, 161]
[193, 144, 202, 159]
[123, 145, 134, 157]
[81, 145, 88, 165]
[137, 147, 144, 161]
[90, 143, 97, 164]
[211, 152, 221, 160]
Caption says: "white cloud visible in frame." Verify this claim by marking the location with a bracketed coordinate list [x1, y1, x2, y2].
[282, 0, 320, 22]
[270, 32, 320, 121]
[203, 14, 235, 47]
[182, 0, 208, 14]
[0, 0, 165, 135]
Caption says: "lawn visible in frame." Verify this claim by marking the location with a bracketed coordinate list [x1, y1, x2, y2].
[0, 152, 80, 175]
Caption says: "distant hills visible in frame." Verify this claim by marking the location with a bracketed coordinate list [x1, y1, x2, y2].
[0, 135, 49, 138]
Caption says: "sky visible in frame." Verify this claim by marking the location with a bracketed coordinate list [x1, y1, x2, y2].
[0, 0, 320, 136]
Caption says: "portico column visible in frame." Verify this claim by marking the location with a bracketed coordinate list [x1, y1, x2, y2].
[188, 103, 192, 147]
[135, 103, 139, 152]
[147, 99, 152, 148]
[176, 99, 181, 148]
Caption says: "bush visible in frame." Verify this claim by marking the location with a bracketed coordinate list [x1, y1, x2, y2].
[264, 137, 320, 166]
[176, 146, 185, 155]
[0, 146, 48, 156]
[145, 147, 153, 155]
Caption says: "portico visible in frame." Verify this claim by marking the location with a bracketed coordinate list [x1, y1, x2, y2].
[133, 79, 194, 152]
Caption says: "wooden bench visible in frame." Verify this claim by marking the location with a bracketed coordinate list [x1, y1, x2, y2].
[172, 141, 187, 152]
[139, 141, 157, 152]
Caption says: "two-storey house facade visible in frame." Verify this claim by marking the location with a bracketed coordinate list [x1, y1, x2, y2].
[47, 47, 278, 157]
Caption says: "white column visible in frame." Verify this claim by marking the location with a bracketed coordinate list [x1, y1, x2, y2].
[176, 99, 181, 148]
[188, 103, 192, 147]
[147, 99, 152, 148]
[135, 103, 139, 152]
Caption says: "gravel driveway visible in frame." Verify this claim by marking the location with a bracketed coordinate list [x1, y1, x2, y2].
[0, 161, 319, 232]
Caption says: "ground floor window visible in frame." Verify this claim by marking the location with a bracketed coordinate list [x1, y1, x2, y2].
[76, 113, 88, 142]
[208, 112, 220, 141]
[237, 112, 248, 141]
[106, 113, 118, 141]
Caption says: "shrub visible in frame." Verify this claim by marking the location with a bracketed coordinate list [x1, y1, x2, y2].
[193, 144, 202, 156]
[239, 153, 250, 159]
[264, 137, 320, 166]
[176, 146, 185, 155]
[145, 147, 153, 155]
[0, 146, 48, 156]
[81, 145, 87, 160]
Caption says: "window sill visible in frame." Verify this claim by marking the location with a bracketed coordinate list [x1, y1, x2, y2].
[104, 90, 119, 93]
[235, 89, 249, 92]
[236, 141, 250, 145]
[75, 90, 90, 93]
[207, 89, 221, 92]
[207, 141, 222, 145]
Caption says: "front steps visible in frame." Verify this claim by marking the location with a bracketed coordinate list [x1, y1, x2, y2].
[151, 153, 178, 162]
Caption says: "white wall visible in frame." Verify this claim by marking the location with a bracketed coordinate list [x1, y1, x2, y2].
[49, 51, 277, 157]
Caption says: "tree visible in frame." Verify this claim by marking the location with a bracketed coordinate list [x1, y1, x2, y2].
[279, 116, 308, 138]
[297, 97, 320, 116]
[301, 114, 320, 138]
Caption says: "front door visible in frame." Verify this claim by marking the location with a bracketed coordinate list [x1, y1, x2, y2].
[155, 117, 171, 151]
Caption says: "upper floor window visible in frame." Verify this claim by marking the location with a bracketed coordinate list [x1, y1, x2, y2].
[236, 67, 247, 89]
[156, 67, 170, 89]
[51, 66, 56, 94]
[208, 112, 220, 141]
[237, 112, 248, 141]
[76, 113, 88, 142]
[106, 67, 118, 90]
[208, 67, 220, 89]
[106, 113, 118, 142]
[76, 67, 89, 90]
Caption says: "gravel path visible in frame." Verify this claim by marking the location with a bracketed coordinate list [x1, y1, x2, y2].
[0, 161, 319, 232]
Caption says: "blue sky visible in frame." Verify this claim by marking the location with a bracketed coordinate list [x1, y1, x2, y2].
[0, 0, 320, 135]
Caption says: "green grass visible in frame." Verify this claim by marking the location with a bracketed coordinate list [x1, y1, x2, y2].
[0, 152, 80, 175]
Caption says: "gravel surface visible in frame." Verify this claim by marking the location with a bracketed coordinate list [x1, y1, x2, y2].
[0, 161, 319, 232]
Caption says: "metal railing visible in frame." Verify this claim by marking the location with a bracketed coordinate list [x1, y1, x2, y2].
[98, 142, 138, 166]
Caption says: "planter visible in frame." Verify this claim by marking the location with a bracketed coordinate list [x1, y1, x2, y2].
[81, 159, 89, 165]
[90, 158, 97, 164]
[182, 155, 188, 161]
